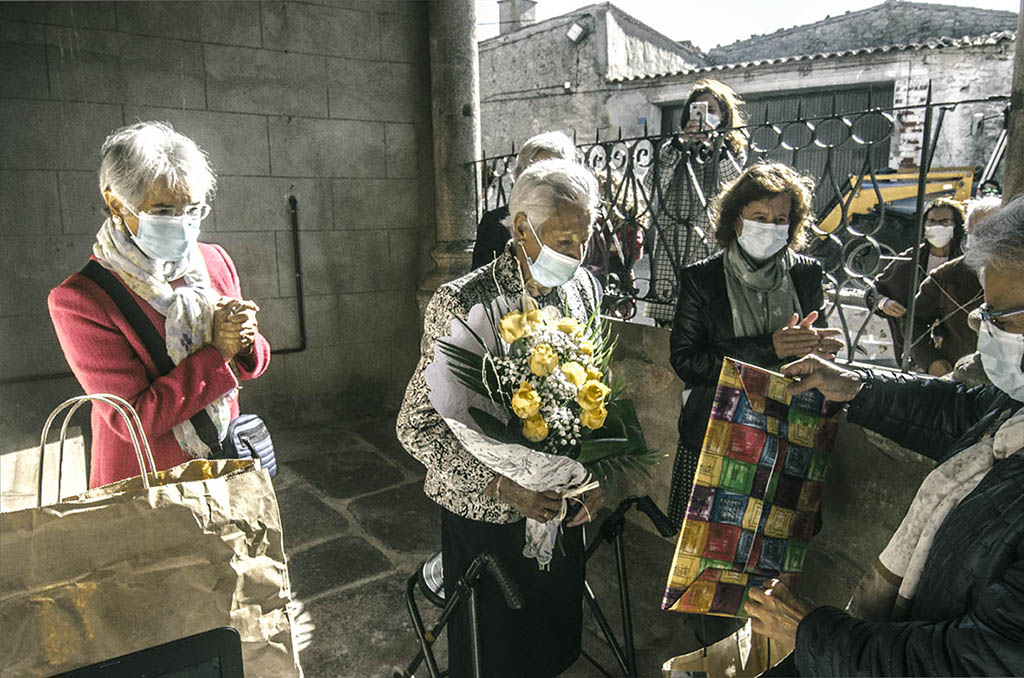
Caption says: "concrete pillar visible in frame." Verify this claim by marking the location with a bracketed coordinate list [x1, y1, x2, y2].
[422, 0, 482, 301]
[1005, 9, 1024, 201]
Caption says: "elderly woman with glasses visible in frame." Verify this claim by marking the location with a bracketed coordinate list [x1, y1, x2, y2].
[745, 196, 1024, 676]
[48, 121, 269, 488]
[398, 159, 605, 678]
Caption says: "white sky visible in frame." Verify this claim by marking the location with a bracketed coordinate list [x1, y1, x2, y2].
[475, 0, 1021, 52]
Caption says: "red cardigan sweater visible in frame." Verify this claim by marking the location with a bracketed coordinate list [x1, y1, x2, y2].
[48, 244, 271, 488]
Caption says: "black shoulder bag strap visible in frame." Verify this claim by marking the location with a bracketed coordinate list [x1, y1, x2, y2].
[81, 260, 224, 453]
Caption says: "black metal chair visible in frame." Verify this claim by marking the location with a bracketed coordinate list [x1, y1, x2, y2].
[395, 495, 676, 678]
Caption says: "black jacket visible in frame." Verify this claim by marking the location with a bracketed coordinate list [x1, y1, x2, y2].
[669, 251, 825, 451]
[471, 206, 511, 270]
[796, 374, 1024, 677]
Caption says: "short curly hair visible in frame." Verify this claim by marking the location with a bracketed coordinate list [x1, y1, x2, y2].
[711, 162, 816, 251]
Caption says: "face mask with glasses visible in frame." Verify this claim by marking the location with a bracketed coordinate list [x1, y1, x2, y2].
[977, 303, 1024, 401]
[121, 203, 211, 262]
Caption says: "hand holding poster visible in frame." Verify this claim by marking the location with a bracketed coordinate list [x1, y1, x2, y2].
[662, 358, 842, 617]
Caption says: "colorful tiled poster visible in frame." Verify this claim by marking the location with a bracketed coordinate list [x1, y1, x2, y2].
[662, 358, 843, 617]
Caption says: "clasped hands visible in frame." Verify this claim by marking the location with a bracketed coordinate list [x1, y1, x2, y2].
[212, 297, 260, 362]
[485, 476, 605, 528]
[772, 311, 843, 360]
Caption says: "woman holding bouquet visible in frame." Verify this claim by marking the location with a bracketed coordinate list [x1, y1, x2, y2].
[667, 163, 843, 528]
[397, 159, 606, 677]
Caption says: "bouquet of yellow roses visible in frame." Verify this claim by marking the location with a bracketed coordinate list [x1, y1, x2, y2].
[434, 297, 657, 488]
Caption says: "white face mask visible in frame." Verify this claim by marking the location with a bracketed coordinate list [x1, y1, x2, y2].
[522, 218, 584, 288]
[705, 112, 722, 130]
[737, 219, 789, 261]
[925, 224, 955, 249]
[978, 319, 1024, 401]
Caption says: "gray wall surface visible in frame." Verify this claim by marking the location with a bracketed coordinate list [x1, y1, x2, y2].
[0, 0, 435, 439]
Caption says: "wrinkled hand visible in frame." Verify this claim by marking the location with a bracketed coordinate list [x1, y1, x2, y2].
[225, 298, 260, 353]
[488, 476, 563, 523]
[781, 354, 864, 402]
[745, 580, 815, 646]
[879, 297, 907, 318]
[211, 302, 244, 362]
[567, 486, 605, 527]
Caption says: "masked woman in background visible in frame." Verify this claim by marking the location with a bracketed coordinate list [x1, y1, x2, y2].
[643, 78, 748, 325]
[48, 121, 269, 487]
[666, 162, 842, 530]
[871, 197, 966, 366]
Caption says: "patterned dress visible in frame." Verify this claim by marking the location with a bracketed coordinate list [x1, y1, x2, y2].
[396, 246, 602, 677]
[642, 140, 744, 323]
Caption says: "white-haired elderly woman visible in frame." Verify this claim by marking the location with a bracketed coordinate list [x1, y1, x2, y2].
[745, 197, 1024, 676]
[48, 121, 269, 488]
[398, 158, 605, 677]
[471, 130, 577, 269]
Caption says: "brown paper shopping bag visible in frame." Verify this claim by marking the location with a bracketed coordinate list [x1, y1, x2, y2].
[0, 394, 302, 678]
[660, 620, 794, 678]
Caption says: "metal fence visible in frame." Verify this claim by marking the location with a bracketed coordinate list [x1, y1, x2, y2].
[473, 88, 1008, 369]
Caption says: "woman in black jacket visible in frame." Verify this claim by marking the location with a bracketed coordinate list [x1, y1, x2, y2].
[744, 199, 1024, 676]
[666, 163, 842, 528]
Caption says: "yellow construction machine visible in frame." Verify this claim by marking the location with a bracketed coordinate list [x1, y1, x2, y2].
[817, 167, 974, 237]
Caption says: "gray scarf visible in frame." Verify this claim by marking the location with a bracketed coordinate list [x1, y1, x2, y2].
[722, 243, 800, 338]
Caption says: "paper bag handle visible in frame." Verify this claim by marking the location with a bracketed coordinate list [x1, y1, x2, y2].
[38, 394, 158, 505]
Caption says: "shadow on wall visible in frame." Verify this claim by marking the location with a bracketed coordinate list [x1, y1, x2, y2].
[606, 320, 934, 608]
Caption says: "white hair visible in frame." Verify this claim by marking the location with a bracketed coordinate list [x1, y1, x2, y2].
[513, 131, 577, 180]
[966, 195, 1003, 231]
[98, 121, 216, 210]
[507, 158, 599, 236]
[965, 196, 1024, 272]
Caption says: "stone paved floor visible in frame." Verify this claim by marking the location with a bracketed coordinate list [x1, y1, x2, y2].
[274, 415, 732, 678]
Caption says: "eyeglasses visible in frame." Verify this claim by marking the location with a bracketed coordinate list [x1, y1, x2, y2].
[924, 219, 955, 227]
[978, 303, 1024, 331]
[124, 203, 211, 220]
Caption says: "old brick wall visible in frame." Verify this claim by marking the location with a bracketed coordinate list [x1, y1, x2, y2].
[605, 40, 1013, 175]
[0, 1, 434, 442]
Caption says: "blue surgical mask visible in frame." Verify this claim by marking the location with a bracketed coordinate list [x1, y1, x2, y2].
[522, 218, 583, 288]
[126, 210, 201, 262]
[978, 319, 1024, 401]
[737, 219, 789, 261]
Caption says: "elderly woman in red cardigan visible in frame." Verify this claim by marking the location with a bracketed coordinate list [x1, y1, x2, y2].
[48, 121, 270, 487]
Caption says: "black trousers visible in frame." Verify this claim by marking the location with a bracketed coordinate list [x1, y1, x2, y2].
[440, 508, 585, 678]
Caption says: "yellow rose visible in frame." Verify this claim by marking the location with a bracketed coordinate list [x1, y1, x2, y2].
[586, 366, 603, 382]
[522, 308, 547, 332]
[560, 361, 587, 388]
[577, 379, 611, 411]
[556, 317, 580, 335]
[580, 403, 608, 430]
[579, 339, 595, 356]
[499, 310, 526, 344]
[510, 380, 541, 419]
[522, 413, 549, 442]
[529, 343, 559, 377]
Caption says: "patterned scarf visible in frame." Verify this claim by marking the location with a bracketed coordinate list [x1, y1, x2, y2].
[92, 217, 232, 458]
[722, 243, 801, 338]
[847, 407, 1024, 621]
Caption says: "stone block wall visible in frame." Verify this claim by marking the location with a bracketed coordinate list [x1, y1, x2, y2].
[0, 0, 434, 441]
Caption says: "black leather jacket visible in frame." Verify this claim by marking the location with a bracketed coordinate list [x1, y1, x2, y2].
[668, 251, 825, 451]
[796, 373, 1024, 676]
